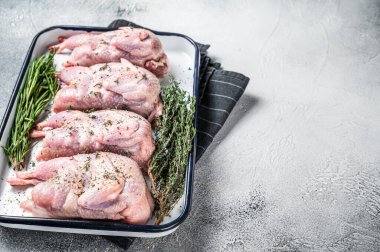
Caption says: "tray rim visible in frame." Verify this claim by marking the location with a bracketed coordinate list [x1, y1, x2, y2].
[0, 25, 199, 235]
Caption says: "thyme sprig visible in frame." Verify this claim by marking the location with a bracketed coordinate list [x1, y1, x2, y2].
[4, 51, 58, 170]
[149, 75, 196, 224]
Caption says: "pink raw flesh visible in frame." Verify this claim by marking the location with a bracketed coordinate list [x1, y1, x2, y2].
[30, 110, 155, 171]
[50, 27, 169, 77]
[7, 152, 154, 224]
[53, 59, 162, 121]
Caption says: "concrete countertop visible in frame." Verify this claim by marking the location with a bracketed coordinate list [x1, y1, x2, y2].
[1, 0, 380, 251]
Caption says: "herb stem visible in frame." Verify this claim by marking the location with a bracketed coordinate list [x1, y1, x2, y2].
[149, 75, 196, 224]
[3, 51, 58, 170]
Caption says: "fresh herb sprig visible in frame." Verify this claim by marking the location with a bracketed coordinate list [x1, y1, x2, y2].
[4, 51, 58, 170]
[149, 75, 196, 224]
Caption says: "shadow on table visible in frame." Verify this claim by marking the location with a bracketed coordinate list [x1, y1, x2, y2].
[177, 93, 263, 249]
[216, 93, 260, 140]
[0, 226, 118, 251]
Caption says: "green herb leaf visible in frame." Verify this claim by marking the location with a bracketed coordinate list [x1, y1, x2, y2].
[149, 75, 196, 224]
[3, 51, 58, 170]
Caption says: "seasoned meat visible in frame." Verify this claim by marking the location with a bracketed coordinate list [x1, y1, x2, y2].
[53, 59, 162, 121]
[7, 152, 154, 224]
[30, 110, 154, 171]
[50, 27, 169, 77]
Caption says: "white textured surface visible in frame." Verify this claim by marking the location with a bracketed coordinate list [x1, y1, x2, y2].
[1, 0, 380, 251]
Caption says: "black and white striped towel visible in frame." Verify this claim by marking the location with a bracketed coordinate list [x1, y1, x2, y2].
[106, 19, 250, 249]
[195, 43, 249, 160]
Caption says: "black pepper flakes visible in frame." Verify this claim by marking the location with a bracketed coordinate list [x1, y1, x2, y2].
[99, 63, 109, 71]
[104, 120, 112, 127]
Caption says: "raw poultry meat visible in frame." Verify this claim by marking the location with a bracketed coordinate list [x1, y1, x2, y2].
[50, 27, 169, 77]
[30, 110, 155, 171]
[7, 152, 154, 224]
[53, 59, 162, 121]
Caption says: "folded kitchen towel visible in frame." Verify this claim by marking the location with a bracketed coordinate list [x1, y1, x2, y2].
[195, 43, 250, 160]
[105, 19, 250, 249]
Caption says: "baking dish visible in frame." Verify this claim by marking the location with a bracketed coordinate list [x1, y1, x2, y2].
[0, 25, 199, 237]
